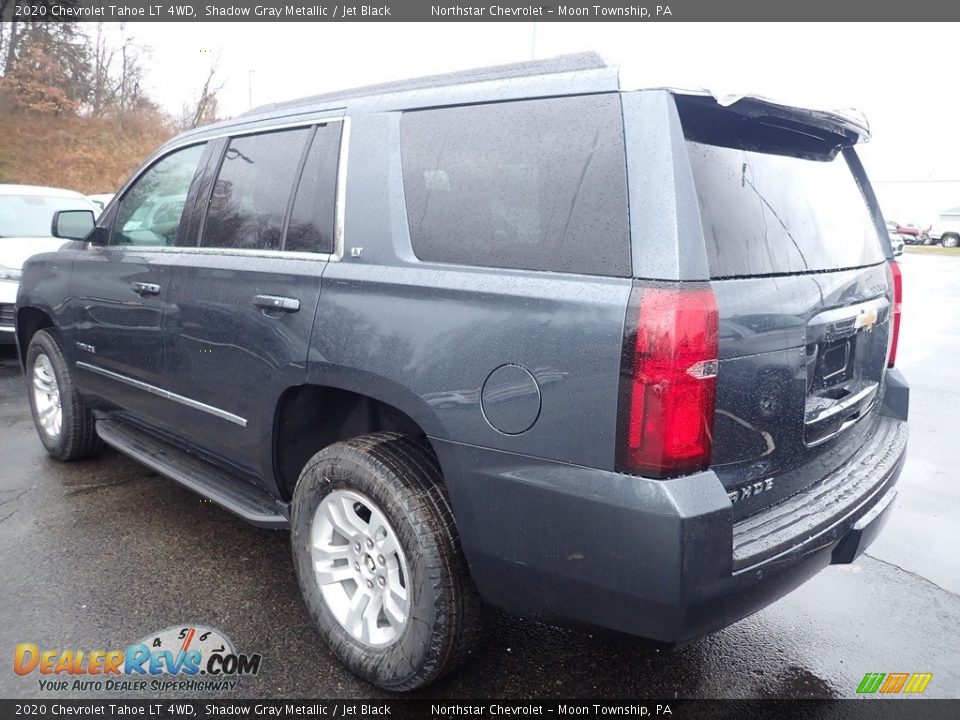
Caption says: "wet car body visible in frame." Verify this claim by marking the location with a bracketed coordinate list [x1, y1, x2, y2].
[14, 54, 907, 679]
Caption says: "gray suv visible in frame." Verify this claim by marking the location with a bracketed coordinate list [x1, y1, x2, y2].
[15, 54, 908, 690]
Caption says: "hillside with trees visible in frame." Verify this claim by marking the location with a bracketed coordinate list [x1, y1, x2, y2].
[0, 10, 221, 194]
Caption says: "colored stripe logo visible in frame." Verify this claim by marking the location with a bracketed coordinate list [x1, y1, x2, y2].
[857, 672, 933, 694]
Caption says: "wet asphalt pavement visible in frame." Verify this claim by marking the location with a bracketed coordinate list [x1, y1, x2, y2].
[1, 250, 958, 700]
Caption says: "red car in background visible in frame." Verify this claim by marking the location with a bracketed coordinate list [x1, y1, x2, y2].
[886, 220, 931, 245]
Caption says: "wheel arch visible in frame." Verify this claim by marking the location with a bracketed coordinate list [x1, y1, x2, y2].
[272, 375, 447, 502]
[15, 305, 57, 372]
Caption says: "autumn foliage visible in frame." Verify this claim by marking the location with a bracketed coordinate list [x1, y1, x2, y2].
[0, 111, 172, 194]
[0, 20, 215, 194]
[0, 40, 79, 116]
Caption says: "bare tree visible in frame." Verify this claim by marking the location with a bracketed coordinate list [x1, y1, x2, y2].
[88, 23, 117, 117]
[1, 0, 21, 73]
[1, 1, 84, 75]
[176, 59, 223, 132]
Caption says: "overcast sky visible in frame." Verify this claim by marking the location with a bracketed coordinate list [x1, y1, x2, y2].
[129, 22, 957, 222]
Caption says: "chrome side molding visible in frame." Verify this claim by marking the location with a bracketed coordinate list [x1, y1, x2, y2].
[76, 362, 247, 428]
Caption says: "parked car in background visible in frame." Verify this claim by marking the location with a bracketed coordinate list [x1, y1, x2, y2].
[930, 219, 960, 247]
[928, 207, 960, 247]
[901, 224, 932, 245]
[86, 193, 115, 216]
[887, 229, 905, 255]
[0, 185, 98, 343]
[886, 220, 928, 245]
[118, 193, 186, 244]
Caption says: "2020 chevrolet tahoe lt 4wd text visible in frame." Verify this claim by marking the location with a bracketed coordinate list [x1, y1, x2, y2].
[15, 54, 908, 690]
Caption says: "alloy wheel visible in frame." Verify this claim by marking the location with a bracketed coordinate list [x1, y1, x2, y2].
[310, 489, 410, 647]
[32, 353, 62, 438]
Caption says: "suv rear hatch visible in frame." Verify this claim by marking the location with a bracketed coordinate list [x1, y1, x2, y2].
[675, 94, 895, 522]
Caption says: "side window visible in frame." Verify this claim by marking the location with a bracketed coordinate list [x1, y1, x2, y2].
[285, 122, 342, 254]
[112, 143, 206, 247]
[400, 95, 630, 276]
[202, 128, 310, 251]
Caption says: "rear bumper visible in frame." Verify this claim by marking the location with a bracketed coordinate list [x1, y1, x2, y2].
[435, 403, 907, 643]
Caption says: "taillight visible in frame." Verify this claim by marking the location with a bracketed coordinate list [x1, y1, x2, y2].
[887, 261, 902, 367]
[616, 284, 719, 479]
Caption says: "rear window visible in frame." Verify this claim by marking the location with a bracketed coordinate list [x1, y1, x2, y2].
[400, 94, 630, 276]
[685, 143, 885, 278]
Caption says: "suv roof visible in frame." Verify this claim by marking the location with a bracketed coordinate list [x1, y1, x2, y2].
[244, 52, 614, 116]
[167, 53, 870, 168]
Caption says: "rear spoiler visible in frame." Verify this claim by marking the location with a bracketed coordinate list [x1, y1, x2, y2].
[621, 79, 870, 144]
[664, 90, 868, 161]
[695, 91, 870, 144]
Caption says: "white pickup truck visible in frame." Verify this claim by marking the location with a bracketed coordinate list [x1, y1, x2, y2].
[930, 220, 960, 247]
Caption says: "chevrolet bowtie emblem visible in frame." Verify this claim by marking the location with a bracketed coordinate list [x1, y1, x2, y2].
[855, 308, 878, 331]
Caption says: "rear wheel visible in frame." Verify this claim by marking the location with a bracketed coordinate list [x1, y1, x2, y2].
[290, 432, 484, 690]
[26, 330, 102, 461]
[942, 234, 959, 248]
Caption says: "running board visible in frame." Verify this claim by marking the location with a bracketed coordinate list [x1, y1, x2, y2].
[96, 418, 289, 529]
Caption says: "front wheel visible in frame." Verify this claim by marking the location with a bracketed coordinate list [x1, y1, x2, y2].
[26, 329, 103, 461]
[290, 432, 484, 690]
[942, 234, 959, 248]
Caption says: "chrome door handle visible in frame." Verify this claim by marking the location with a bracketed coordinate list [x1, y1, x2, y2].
[254, 294, 300, 312]
[131, 281, 161, 296]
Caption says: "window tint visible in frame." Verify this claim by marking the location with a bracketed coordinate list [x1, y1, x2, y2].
[203, 128, 310, 251]
[112, 144, 205, 247]
[400, 95, 630, 276]
[686, 142, 886, 277]
[286, 122, 342, 254]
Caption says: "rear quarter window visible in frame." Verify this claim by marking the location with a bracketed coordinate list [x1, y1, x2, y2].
[285, 122, 342, 254]
[400, 94, 631, 276]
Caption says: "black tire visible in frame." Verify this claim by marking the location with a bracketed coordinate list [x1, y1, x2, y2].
[290, 432, 484, 691]
[942, 234, 959, 248]
[25, 329, 103, 461]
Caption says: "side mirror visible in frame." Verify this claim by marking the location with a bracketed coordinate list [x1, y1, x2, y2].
[51, 210, 96, 241]
[86, 226, 108, 247]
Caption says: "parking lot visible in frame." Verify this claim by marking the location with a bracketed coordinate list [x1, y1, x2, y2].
[0, 250, 958, 700]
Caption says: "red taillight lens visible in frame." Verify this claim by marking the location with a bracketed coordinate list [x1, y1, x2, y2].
[617, 284, 719, 479]
[888, 261, 902, 367]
